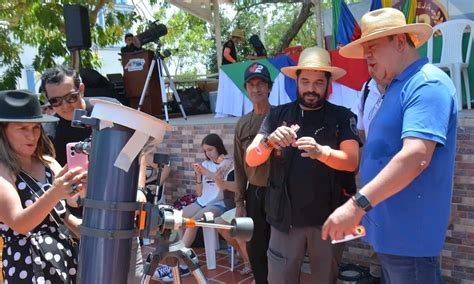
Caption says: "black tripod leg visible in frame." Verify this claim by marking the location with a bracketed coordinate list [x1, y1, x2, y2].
[140, 252, 161, 284]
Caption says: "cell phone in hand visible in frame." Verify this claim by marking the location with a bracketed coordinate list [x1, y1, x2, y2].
[66, 142, 89, 172]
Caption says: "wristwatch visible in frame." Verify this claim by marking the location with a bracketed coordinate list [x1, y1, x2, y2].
[353, 192, 372, 212]
[260, 135, 274, 149]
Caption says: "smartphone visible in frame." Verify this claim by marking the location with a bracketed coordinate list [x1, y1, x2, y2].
[66, 142, 89, 172]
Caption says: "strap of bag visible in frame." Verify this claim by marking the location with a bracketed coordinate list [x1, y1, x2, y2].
[17, 171, 70, 235]
[361, 78, 372, 114]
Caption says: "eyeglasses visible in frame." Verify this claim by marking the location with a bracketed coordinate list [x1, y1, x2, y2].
[48, 90, 80, 107]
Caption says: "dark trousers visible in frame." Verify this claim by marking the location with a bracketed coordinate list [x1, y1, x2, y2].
[246, 184, 271, 284]
[267, 226, 344, 284]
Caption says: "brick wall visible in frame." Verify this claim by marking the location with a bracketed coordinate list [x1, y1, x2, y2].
[154, 121, 237, 204]
[158, 112, 474, 283]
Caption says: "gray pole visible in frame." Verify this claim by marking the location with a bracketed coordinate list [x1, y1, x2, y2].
[77, 125, 140, 284]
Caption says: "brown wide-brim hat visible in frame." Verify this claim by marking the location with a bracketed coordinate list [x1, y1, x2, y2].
[281, 46, 346, 80]
[339, 8, 433, 59]
[0, 90, 58, 123]
[231, 28, 245, 40]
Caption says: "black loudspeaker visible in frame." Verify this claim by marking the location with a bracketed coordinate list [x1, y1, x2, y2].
[63, 5, 91, 50]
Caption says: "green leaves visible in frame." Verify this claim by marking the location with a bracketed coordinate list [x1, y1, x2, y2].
[0, 0, 142, 90]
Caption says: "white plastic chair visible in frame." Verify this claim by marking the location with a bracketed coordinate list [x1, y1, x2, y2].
[203, 227, 219, 270]
[427, 19, 473, 110]
[202, 229, 236, 271]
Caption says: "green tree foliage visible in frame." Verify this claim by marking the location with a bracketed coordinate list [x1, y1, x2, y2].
[149, 8, 215, 79]
[0, 0, 366, 88]
[0, 1, 139, 90]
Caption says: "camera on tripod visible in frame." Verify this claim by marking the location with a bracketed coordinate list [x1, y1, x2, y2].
[133, 21, 168, 48]
[133, 20, 188, 122]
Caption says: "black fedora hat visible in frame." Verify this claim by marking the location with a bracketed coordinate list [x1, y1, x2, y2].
[0, 90, 58, 123]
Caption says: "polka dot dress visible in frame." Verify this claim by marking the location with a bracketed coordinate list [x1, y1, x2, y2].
[0, 168, 77, 283]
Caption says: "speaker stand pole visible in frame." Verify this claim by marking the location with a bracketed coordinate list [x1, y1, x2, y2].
[70, 49, 81, 72]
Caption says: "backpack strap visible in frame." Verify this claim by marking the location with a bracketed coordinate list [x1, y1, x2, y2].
[361, 78, 372, 114]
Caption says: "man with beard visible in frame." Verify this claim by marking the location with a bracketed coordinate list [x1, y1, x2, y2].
[245, 46, 361, 283]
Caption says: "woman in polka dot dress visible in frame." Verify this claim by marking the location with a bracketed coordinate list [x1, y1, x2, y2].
[0, 90, 87, 283]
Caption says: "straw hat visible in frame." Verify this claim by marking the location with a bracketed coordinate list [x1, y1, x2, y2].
[231, 28, 245, 40]
[281, 46, 346, 80]
[339, 8, 433, 59]
[0, 90, 58, 123]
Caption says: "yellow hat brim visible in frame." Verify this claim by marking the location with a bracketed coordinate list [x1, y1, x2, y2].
[339, 23, 433, 59]
[281, 66, 347, 80]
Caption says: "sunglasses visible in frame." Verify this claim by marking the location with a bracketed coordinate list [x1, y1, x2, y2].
[48, 90, 80, 107]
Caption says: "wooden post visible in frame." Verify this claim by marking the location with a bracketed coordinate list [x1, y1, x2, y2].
[70, 49, 81, 71]
[312, 0, 324, 48]
[212, 0, 222, 67]
[259, 6, 266, 45]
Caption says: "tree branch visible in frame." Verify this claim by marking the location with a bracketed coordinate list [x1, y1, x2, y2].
[276, 0, 314, 52]
[90, 0, 109, 25]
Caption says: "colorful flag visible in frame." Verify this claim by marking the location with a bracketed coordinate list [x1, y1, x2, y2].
[370, 0, 392, 11]
[332, 0, 342, 49]
[332, 0, 361, 49]
[382, 0, 392, 8]
[402, 0, 417, 23]
[370, 0, 383, 11]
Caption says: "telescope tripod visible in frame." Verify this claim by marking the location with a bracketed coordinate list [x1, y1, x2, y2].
[141, 154, 205, 283]
[138, 154, 253, 283]
[138, 42, 187, 122]
[140, 232, 207, 284]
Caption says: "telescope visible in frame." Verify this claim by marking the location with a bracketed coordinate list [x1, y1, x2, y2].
[71, 101, 253, 284]
[133, 21, 167, 48]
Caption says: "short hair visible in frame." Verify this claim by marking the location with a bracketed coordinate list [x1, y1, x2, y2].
[125, 33, 134, 40]
[0, 123, 55, 175]
[201, 133, 228, 159]
[388, 33, 415, 48]
[41, 65, 81, 97]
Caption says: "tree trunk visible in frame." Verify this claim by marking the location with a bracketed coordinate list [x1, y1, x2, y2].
[276, 0, 314, 52]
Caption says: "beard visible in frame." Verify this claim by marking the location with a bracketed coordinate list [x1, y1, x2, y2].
[296, 85, 329, 109]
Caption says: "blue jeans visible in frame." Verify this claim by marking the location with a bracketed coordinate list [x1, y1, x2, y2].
[377, 253, 443, 284]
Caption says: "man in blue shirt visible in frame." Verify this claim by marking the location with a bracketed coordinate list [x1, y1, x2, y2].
[322, 8, 457, 284]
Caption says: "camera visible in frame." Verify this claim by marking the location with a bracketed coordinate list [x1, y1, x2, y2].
[133, 21, 167, 48]
[153, 153, 170, 166]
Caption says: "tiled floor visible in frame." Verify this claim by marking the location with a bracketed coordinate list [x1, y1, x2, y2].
[143, 246, 314, 284]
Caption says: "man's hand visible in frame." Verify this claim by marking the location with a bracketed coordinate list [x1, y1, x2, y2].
[268, 125, 299, 148]
[293, 137, 322, 159]
[235, 204, 247, 218]
[322, 198, 365, 241]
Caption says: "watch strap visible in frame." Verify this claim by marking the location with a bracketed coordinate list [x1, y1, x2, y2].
[354, 192, 372, 212]
[261, 135, 274, 149]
